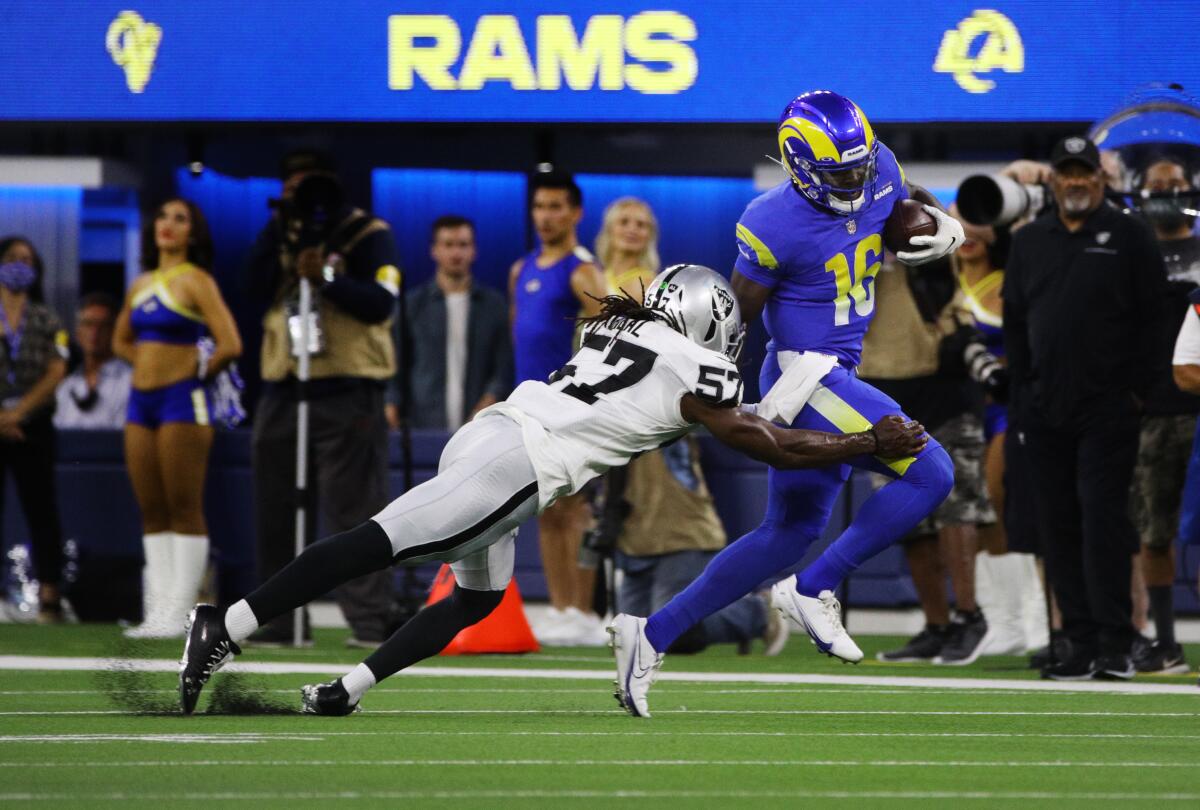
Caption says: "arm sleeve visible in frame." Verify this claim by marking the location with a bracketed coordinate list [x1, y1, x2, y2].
[1174, 304, 1200, 366]
[733, 218, 783, 290]
[321, 225, 400, 324]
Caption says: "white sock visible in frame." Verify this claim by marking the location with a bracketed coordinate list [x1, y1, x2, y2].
[172, 534, 210, 631]
[1014, 553, 1050, 651]
[224, 599, 259, 644]
[140, 532, 173, 628]
[975, 553, 1024, 655]
[341, 663, 377, 704]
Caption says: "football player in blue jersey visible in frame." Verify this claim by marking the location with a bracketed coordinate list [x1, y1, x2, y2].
[613, 91, 965, 716]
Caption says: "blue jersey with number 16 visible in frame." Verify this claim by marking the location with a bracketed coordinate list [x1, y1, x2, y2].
[734, 143, 908, 368]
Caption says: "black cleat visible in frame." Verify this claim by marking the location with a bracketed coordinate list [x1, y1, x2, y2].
[877, 624, 948, 663]
[301, 679, 360, 716]
[179, 604, 241, 715]
[1092, 653, 1135, 681]
[1041, 652, 1096, 681]
[1132, 640, 1189, 675]
[934, 611, 992, 666]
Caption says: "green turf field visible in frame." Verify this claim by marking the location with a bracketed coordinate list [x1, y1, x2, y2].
[1, 624, 1198, 807]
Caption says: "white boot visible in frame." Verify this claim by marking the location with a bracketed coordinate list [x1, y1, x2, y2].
[1015, 553, 1050, 652]
[170, 534, 210, 637]
[974, 553, 1026, 656]
[124, 532, 174, 639]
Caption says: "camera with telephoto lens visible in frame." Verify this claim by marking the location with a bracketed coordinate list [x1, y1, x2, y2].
[268, 173, 345, 359]
[964, 340, 1008, 401]
[941, 325, 1008, 401]
[956, 174, 1051, 227]
[269, 172, 346, 253]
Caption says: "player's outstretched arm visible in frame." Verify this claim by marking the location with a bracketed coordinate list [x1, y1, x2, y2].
[681, 394, 927, 469]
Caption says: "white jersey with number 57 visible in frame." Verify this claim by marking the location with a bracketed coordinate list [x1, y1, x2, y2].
[481, 314, 742, 509]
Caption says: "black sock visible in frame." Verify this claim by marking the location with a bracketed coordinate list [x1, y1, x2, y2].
[1148, 585, 1176, 646]
[245, 521, 393, 625]
[363, 585, 504, 682]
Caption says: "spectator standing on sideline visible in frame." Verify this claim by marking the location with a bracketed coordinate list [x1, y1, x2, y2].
[595, 197, 660, 297]
[509, 170, 608, 645]
[860, 255, 999, 665]
[113, 200, 241, 638]
[54, 292, 131, 430]
[385, 215, 511, 431]
[1005, 136, 1168, 681]
[247, 152, 400, 648]
[1128, 157, 1200, 674]
[0, 237, 69, 622]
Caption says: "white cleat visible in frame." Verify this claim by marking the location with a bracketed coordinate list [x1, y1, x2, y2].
[770, 576, 863, 663]
[607, 614, 663, 718]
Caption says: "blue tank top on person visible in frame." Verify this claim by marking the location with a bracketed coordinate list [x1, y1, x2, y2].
[129, 264, 207, 346]
[960, 270, 1005, 358]
[512, 246, 593, 385]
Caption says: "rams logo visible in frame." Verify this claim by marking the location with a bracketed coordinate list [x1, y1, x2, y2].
[107, 11, 162, 94]
[933, 10, 1024, 94]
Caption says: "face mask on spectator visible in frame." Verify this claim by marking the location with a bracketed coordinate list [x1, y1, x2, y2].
[0, 262, 36, 292]
[1142, 198, 1196, 232]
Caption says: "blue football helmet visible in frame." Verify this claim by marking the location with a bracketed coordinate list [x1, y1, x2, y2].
[778, 90, 880, 215]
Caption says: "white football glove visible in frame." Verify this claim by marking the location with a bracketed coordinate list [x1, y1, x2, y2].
[895, 204, 965, 266]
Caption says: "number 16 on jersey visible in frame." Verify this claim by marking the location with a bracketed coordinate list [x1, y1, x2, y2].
[825, 233, 883, 326]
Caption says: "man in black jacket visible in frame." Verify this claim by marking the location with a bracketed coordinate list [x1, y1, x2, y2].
[1004, 136, 1168, 680]
[386, 215, 512, 431]
[246, 151, 400, 647]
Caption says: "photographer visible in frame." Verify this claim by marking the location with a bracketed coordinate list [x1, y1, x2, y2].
[1005, 136, 1168, 681]
[246, 151, 400, 647]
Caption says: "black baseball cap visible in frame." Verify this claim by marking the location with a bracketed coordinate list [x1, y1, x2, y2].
[279, 149, 337, 180]
[1050, 136, 1101, 171]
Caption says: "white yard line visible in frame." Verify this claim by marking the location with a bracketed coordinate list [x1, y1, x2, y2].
[1, 708, 1196, 717]
[1, 789, 1199, 802]
[0, 686, 1180, 697]
[0, 758, 1197, 768]
[1, 655, 1197, 695]
[4, 730, 1199, 743]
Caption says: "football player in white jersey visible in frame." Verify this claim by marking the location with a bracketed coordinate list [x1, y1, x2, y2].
[179, 264, 925, 716]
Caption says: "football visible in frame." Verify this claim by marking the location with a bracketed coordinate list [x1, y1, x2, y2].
[883, 198, 938, 255]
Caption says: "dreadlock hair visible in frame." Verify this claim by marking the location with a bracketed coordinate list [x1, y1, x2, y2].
[578, 283, 663, 327]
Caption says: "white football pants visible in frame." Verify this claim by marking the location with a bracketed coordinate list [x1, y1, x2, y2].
[371, 412, 539, 591]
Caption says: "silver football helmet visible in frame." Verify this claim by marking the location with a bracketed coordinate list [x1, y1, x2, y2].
[644, 264, 745, 361]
